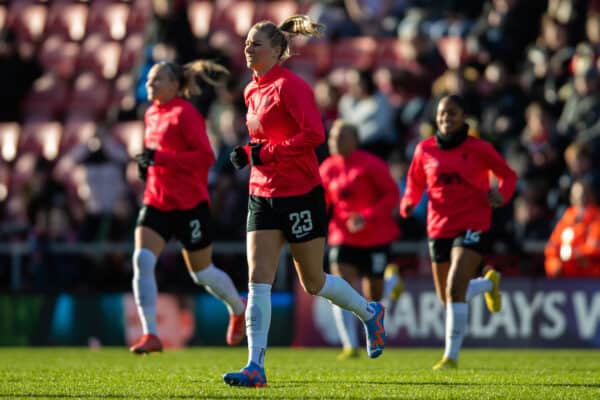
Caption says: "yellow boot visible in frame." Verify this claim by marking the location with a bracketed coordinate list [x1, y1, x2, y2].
[432, 357, 458, 371]
[336, 348, 359, 361]
[484, 269, 502, 313]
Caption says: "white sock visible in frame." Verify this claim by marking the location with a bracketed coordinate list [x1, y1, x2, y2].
[247, 283, 271, 368]
[190, 265, 245, 315]
[443, 302, 469, 361]
[466, 277, 493, 302]
[383, 273, 399, 300]
[332, 305, 359, 349]
[132, 248, 157, 335]
[317, 274, 374, 321]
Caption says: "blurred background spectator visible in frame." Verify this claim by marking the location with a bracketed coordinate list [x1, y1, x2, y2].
[545, 176, 600, 278]
[3, 0, 600, 292]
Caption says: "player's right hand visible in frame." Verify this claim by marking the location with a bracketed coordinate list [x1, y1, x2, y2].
[230, 146, 249, 169]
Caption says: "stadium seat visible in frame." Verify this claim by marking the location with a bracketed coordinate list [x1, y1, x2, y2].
[9, 3, 47, 43]
[211, 0, 255, 37]
[284, 38, 331, 78]
[0, 161, 9, 202]
[20, 121, 62, 161]
[112, 121, 144, 158]
[11, 152, 38, 192]
[38, 35, 80, 79]
[46, 2, 89, 41]
[78, 33, 122, 79]
[375, 38, 408, 70]
[188, 0, 213, 38]
[109, 73, 136, 115]
[254, 1, 298, 25]
[0, 5, 7, 31]
[128, 0, 152, 33]
[21, 73, 70, 121]
[61, 115, 96, 154]
[329, 37, 378, 71]
[118, 33, 144, 72]
[88, 1, 130, 41]
[0, 122, 20, 163]
[66, 72, 112, 119]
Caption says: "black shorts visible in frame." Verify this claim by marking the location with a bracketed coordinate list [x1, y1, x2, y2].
[247, 185, 328, 243]
[328, 244, 390, 278]
[136, 201, 213, 251]
[428, 230, 491, 263]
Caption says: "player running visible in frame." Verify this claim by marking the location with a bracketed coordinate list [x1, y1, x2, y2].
[400, 95, 517, 370]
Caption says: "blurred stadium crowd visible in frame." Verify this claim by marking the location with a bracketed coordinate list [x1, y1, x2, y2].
[1, 0, 600, 291]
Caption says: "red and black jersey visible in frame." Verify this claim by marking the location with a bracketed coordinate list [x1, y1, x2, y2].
[143, 96, 215, 211]
[320, 150, 400, 247]
[400, 136, 517, 238]
[244, 64, 324, 197]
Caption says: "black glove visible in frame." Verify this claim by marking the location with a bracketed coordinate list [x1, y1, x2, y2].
[230, 143, 264, 169]
[134, 148, 155, 169]
[248, 142, 263, 166]
[230, 146, 249, 169]
[137, 163, 147, 182]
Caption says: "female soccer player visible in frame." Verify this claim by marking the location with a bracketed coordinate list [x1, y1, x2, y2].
[223, 15, 386, 387]
[130, 60, 246, 354]
[400, 95, 517, 370]
[320, 119, 400, 360]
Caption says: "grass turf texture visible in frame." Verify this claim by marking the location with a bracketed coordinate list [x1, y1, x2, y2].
[1, 348, 599, 399]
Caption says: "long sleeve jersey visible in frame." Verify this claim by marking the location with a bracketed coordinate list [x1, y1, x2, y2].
[400, 136, 517, 238]
[320, 150, 400, 247]
[143, 96, 215, 211]
[244, 64, 324, 197]
[544, 206, 600, 278]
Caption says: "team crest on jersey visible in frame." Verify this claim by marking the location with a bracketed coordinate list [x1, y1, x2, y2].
[247, 94, 273, 134]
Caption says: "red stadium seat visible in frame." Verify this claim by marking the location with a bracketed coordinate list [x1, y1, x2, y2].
[108, 73, 136, 115]
[211, 0, 255, 37]
[188, 0, 213, 38]
[254, 1, 298, 25]
[0, 161, 9, 201]
[375, 38, 408, 70]
[9, 3, 47, 43]
[88, 1, 130, 40]
[0, 5, 7, 31]
[78, 35, 122, 79]
[0, 122, 20, 163]
[119, 33, 144, 72]
[38, 35, 80, 79]
[46, 2, 89, 41]
[66, 72, 112, 119]
[112, 121, 144, 157]
[61, 115, 96, 154]
[20, 121, 62, 160]
[21, 73, 70, 121]
[329, 37, 378, 71]
[284, 38, 331, 78]
[128, 0, 152, 33]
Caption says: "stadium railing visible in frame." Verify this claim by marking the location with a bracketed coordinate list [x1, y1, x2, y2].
[0, 240, 546, 291]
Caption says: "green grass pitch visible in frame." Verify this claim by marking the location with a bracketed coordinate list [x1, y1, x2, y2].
[1, 347, 599, 399]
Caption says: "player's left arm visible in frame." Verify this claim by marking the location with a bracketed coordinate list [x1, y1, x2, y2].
[481, 141, 517, 206]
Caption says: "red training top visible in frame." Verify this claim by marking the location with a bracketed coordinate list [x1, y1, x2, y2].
[400, 136, 517, 238]
[320, 150, 400, 247]
[143, 96, 215, 211]
[244, 64, 324, 197]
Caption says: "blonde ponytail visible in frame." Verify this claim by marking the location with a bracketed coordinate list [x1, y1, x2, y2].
[180, 60, 230, 98]
[251, 14, 325, 62]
